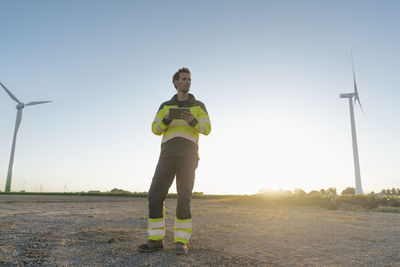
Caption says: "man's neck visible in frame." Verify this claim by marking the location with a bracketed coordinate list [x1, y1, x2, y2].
[177, 92, 189, 101]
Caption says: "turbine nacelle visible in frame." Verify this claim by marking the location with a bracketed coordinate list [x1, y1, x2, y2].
[340, 93, 357, 99]
[16, 103, 25, 109]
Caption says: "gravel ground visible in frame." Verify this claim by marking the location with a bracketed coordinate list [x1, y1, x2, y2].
[0, 194, 400, 266]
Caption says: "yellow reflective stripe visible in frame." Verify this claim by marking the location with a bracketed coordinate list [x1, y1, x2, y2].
[149, 235, 164, 241]
[174, 237, 189, 244]
[168, 124, 197, 133]
[149, 217, 164, 222]
[174, 217, 192, 241]
[175, 218, 192, 223]
[148, 220, 165, 228]
[176, 125, 199, 137]
[161, 123, 200, 140]
[174, 221, 192, 229]
[148, 229, 165, 237]
[148, 227, 165, 230]
[163, 205, 165, 218]
[174, 228, 192, 234]
[162, 132, 197, 144]
[148, 214, 165, 238]
[174, 230, 191, 240]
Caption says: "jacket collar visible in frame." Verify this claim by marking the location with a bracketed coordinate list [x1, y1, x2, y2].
[171, 93, 196, 106]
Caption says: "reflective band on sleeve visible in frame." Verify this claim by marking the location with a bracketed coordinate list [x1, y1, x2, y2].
[174, 221, 192, 229]
[199, 118, 210, 124]
[153, 117, 164, 134]
[148, 229, 165, 237]
[199, 120, 205, 133]
[149, 220, 165, 229]
[174, 230, 191, 240]
[199, 118, 210, 133]
[156, 123, 163, 133]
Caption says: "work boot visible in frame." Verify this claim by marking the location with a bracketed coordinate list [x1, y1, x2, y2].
[137, 239, 165, 252]
[174, 242, 188, 255]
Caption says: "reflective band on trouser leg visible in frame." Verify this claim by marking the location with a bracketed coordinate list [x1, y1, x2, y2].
[148, 218, 165, 241]
[174, 218, 192, 244]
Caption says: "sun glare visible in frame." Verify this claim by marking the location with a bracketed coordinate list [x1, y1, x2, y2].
[200, 109, 339, 195]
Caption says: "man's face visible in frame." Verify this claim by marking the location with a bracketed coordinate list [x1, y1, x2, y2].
[174, 72, 191, 93]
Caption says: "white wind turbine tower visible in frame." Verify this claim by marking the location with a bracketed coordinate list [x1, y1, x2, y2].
[339, 55, 364, 194]
[1, 82, 52, 192]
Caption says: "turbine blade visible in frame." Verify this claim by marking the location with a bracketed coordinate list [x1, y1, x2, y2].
[26, 101, 52, 106]
[351, 53, 358, 95]
[0, 82, 21, 103]
[351, 52, 365, 117]
[355, 96, 366, 117]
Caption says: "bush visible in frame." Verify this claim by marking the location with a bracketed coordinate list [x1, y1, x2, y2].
[341, 187, 356, 195]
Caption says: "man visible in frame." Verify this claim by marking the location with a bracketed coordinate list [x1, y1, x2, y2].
[137, 67, 211, 255]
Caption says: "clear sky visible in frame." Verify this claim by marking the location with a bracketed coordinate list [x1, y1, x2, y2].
[1, 0, 399, 194]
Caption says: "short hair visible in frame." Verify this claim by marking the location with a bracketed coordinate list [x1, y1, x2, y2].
[172, 67, 191, 85]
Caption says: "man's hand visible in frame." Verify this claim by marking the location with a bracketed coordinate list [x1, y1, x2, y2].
[181, 110, 194, 123]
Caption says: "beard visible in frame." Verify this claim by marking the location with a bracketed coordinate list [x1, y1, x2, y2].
[180, 88, 189, 93]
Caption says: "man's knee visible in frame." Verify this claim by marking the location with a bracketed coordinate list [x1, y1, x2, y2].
[148, 195, 165, 219]
[148, 191, 166, 207]
[176, 200, 191, 219]
[178, 189, 192, 201]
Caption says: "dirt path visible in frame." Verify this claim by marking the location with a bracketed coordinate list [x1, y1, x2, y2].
[1, 195, 399, 266]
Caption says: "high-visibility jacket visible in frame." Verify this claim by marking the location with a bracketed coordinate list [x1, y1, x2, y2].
[152, 94, 211, 158]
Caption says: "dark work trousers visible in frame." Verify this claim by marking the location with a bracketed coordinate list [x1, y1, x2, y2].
[148, 156, 199, 220]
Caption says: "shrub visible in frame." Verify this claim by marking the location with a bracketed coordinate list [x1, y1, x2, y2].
[341, 187, 356, 195]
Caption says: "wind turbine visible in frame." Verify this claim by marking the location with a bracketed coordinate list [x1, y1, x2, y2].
[339, 55, 364, 194]
[1, 82, 52, 192]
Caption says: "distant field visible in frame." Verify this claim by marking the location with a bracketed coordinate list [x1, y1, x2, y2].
[1, 191, 400, 213]
[1, 194, 399, 266]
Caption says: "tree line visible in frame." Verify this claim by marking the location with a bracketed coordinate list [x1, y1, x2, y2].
[275, 187, 400, 196]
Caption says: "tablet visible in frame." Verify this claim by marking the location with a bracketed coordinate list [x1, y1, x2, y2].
[169, 107, 190, 120]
